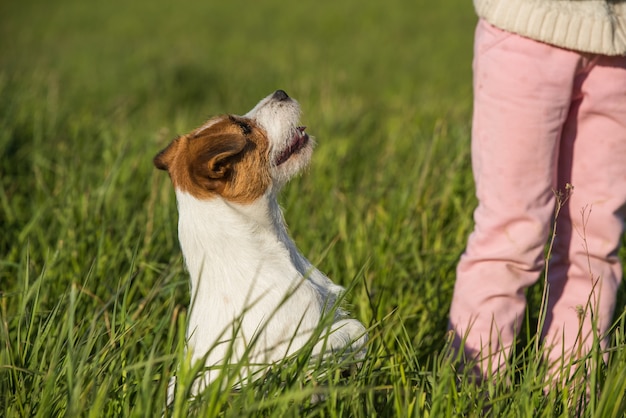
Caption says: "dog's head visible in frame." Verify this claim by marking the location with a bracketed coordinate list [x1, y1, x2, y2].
[154, 90, 313, 203]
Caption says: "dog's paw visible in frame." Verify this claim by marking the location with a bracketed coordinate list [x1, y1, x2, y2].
[315, 318, 368, 359]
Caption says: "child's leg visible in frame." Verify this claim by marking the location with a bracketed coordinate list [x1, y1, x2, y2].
[448, 20, 581, 377]
[542, 55, 626, 374]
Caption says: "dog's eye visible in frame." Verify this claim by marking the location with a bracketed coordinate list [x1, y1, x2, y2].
[238, 121, 252, 135]
[231, 117, 252, 135]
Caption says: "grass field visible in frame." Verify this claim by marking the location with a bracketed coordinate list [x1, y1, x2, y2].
[2, 0, 626, 416]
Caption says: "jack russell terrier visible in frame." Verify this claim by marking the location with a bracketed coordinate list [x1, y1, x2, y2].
[155, 90, 367, 396]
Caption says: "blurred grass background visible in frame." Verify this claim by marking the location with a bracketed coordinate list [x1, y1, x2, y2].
[2, 0, 625, 416]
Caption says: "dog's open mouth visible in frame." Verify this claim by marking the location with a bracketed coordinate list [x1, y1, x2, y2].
[275, 127, 309, 166]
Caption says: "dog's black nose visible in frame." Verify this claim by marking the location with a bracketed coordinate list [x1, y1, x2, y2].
[273, 90, 290, 101]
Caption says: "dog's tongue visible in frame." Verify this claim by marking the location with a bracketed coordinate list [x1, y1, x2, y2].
[275, 127, 309, 166]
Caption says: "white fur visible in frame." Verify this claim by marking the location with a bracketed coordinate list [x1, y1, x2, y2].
[247, 93, 314, 187]
[177, 191, 365, 373]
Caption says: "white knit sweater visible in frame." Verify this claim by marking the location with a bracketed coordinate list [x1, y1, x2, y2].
[474, 0, 626, 55]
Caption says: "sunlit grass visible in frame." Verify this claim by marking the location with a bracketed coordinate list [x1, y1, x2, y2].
[1, 0, 626, 416]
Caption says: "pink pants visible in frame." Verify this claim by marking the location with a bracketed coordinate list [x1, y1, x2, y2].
[449, 20, 626, 377]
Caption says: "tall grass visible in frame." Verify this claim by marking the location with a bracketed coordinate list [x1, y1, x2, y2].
[2, 0, 626, 416]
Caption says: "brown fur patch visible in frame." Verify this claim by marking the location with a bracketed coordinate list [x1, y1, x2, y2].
[154, 116, 272, 203]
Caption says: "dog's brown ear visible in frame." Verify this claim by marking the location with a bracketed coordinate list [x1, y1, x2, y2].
[154, 137, 181, 171]
[192, 134, 247, 190]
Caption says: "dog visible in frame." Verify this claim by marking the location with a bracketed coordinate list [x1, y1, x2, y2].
[154, 90, 367, 397]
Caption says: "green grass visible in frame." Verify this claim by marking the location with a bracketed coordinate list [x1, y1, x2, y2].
[1, 0, 625, 416]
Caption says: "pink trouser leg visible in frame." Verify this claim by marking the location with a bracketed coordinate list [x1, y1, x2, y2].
[448, 20, 626, 378]
[544, 54, 626, 370]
